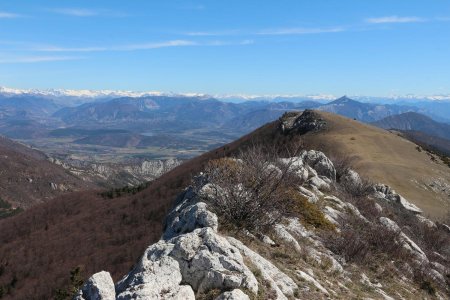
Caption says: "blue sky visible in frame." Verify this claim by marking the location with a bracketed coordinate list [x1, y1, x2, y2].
[0, 0, 449, 96]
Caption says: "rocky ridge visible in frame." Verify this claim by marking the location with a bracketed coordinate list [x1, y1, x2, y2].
[48, 157, 182, 187]
[75, 148, 449, 299]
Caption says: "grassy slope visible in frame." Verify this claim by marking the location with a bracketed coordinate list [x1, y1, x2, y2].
[302, 111, 450, 219]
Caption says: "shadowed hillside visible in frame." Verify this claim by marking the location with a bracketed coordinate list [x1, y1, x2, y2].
[0, 136, 95, 209]
[372, 112, 450, 140]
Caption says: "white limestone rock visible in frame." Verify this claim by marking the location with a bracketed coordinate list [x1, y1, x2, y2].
[74, 271, 115, 300]
[172, 228, 258, 294]
[227, 237, 298, 300]
[416, 215, 436, 228]
[379, 217, 428, 263]
[163, 186, 218, 239]
[115, 243, 192, 300]
[298, 186, 319, 203]
[301, 150, 336, 181]
[374, 184, 423, 214]
[340, 169, 362, 187]
[215, 289, 250, 300]
[308, 176, 331, 191]
[296, 270, 329, 295]
[279, 150, 336, 184]
[323, 206, 342, 225]
[274, 224, 302, 252]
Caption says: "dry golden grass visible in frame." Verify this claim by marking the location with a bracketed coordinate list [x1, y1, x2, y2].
[302, 111, 450, 219]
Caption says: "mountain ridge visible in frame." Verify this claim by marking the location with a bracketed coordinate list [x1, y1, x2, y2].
[0, 110, 449, 299]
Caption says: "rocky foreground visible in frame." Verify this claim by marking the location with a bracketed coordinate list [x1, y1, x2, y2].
[74, 144, 449, 299]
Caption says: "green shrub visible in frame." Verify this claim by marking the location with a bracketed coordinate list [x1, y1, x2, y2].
[289, 190, 335, 231]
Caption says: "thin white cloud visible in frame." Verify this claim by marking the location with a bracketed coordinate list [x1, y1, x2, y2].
[38, 46, 107, 52]
[50, 8, 98, 17]
[257, 27, 346, 35]
[116, 40, 197, 51]
[0, 55, 82, 64]
[185, 27, 345, 36]
[186, 30, 240, 36]
[365, 16, 426, 24]
[0, 11, 21, 18]
[36, 39, 253, 53]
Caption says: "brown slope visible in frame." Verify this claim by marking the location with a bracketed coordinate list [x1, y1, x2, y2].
[0, 121, 295, 300]
[0, 136, 95, 209]
[299, 111, 450, 219]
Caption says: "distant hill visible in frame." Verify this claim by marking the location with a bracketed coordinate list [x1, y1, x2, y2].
[0, 119, 49, 139]
[317, 96, 418, 122]
[398, 130, 450, 157]
[74, 132, 200, 149]
[53, 96, 254, 127]
[0, 95, 61, 119]
[372, 112, 450, 140]
[223, 101, 321, 134]
[0, 136, 95, 208]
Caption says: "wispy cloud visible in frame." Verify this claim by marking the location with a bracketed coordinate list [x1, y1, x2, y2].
[0, 55, 82, 64]
[37, 46, 107, 52]
[0, 11, 21, 18]
[36, 39, 253, 53]
[186, 30, 241, 36]
[50, 8, 98, 17]
[37, 40, 196, 52]
[365, 16, 426, 24]
[257, 27, 346, 35]
[117, 40, 196, 51]
[185, 27, 345, 36]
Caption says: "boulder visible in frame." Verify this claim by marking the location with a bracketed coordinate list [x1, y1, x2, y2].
[74, 271, 115, 300]
[279, 150, 336, 184]
[340, 169, 362, 187]
[374, 184, 423, 214]
[164, 186, 218, 239]
[215, 289, 250, 300]
[274, 224, 302, 252]
[280, 110, 327, 135]
[300, 150, 336, 181]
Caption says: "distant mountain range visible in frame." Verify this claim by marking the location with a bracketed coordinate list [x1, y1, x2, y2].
[1, 90, 450, 160]
[2, 86, 450, 102]
[317, 96, 422, 122]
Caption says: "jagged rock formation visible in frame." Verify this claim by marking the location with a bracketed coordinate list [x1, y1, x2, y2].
[48, 157, 182, 187]
[76, 150, 449, 299]
[374, 184, 423, 214]
[280, 110, 327, 135]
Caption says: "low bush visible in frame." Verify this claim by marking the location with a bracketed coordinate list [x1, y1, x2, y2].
[289, 190, 335, 230]
[323, 216, 406, 265]
[199, 144, 303, 233]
